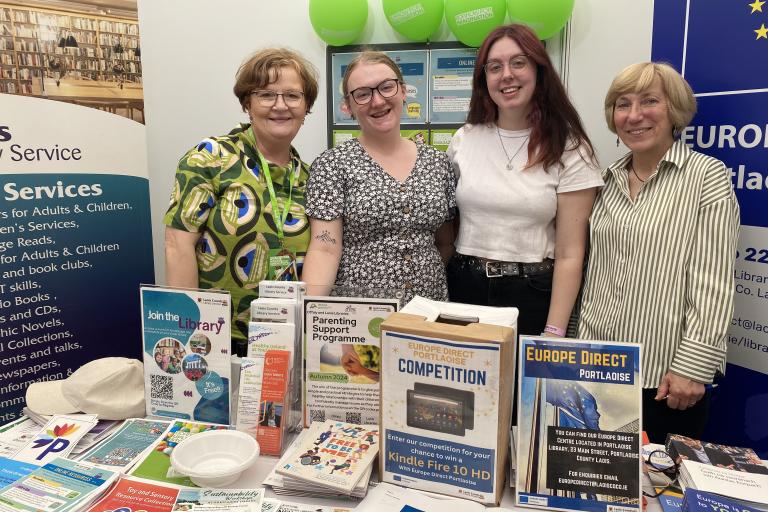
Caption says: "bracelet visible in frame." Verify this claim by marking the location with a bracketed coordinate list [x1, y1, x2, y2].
[543, 324, 565, 337]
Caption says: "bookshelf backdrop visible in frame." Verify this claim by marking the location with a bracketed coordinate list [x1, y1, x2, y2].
[0, 2, 141, 95]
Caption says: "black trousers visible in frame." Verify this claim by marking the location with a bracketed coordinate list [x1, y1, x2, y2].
[643, 387, 711, 444]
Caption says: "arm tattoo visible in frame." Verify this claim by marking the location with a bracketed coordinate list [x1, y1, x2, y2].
[315, 230, 336, 245]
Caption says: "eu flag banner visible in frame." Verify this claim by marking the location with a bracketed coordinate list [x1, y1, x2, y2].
[652, 0, 768, 458]
[545, 381, 601, 430]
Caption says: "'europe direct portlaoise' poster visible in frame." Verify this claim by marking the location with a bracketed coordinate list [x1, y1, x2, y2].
[516, 336, 642, 512]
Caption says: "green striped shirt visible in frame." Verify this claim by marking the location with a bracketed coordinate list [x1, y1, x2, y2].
[578, 141, 740, 387]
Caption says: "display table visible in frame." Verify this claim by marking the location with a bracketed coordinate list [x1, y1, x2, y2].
[227, 453, 663, 511]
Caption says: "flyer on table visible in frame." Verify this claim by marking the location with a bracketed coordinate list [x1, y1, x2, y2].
[516, 336, 642, 512]
[141, 286, 231, 424]
[303, 296, 398, 426]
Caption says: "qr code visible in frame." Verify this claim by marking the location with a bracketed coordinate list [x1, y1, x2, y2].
[345, 412, 362, 424]
[309, 409, 325, 422]
[151, 374, 173, 399]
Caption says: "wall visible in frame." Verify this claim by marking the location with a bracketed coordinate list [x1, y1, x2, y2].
[137, 0, 654, 284]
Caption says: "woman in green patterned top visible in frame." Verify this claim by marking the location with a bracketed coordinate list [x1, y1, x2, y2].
[164, 48, 319, 354]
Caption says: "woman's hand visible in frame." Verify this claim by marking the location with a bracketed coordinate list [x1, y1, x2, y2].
[655, 372, 706, 410]
[302, 218, 343, 295]
[164, 227, 202, 288]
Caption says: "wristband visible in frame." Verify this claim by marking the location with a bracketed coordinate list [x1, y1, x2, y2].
[543, 324, 565, 337]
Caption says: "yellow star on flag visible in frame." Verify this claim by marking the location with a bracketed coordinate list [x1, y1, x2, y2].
[748, 0, 765, 13]
[756, 23, 768, 39]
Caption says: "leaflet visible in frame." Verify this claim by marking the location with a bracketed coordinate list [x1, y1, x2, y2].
[516, 336, 643, 512]
[173, 488, 265, 512]
[78, 418, 170, 471]
[86, 477, 180, 512]
[303, 296, 398, 426]
[13, 414, 97, 465]
[141, 285, 232, 425]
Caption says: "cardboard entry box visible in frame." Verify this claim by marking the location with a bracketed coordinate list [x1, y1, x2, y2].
[379, 311, 515, 505]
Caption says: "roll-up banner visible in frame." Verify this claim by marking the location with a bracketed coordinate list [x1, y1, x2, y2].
[653, 0, 768, 456]
[0, 93, 153, 422]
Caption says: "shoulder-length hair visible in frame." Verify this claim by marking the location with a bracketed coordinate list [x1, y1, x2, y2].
[467, 24, 595, 169]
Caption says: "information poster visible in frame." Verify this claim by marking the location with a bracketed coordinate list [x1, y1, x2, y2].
[430, 128, 459, 152]
[516, 336, 642, 512]
[332, 129, 431, 148]
[0, 95, 153, 423]
[140, 286, 231, 425]
[331, 50, 429, 125]
[303, 296, 398, 426]
[429, 48, 477, 124]
[652, 0, 768, 456]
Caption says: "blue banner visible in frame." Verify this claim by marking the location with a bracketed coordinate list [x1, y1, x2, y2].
[652, 0, 768, 457]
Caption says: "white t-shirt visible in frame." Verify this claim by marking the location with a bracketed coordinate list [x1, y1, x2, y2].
[447, 123, 603, 262]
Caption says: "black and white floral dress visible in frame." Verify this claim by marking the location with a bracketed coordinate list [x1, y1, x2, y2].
[306, 139, 456, 303]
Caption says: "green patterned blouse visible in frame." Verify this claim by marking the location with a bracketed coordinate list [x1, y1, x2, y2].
[164, 123, 310, 345]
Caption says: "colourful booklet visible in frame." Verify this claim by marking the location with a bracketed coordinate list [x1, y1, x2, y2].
[85, 477, 180, 512]
[0, 457, 118, 512]
[78, 418, 170, 471]
[128, 420, 229, 487]
[276, 420, 379, 493]
[12, 414, 98, 465]
[256, 350, 291, 456]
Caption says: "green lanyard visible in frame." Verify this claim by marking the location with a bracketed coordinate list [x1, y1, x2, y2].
[256, 150, 297, 243]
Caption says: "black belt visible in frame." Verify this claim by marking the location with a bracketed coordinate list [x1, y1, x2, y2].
[455, 253, 554, 278]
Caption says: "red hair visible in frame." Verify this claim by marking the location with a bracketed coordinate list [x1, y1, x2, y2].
[467, 24, 595, 169]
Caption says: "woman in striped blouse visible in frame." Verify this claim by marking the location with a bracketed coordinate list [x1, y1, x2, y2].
[578, 62, 739, 443]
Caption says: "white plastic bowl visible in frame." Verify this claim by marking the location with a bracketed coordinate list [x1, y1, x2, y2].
[170, 429, 259, 487]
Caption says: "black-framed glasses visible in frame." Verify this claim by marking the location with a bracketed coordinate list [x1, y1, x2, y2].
[347, 78, 400, 105]
[642, 449, 680, 498]
[251, 89, 305, 107]
[484, 54, 531, 76]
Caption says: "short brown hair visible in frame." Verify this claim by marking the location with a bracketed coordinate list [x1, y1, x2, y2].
[233, 48, 319, 113]
[341, 50, 404, 99]
[604, 62, 696, 134]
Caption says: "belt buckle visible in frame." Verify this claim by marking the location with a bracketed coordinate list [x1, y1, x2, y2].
[485, 261, 502, 278]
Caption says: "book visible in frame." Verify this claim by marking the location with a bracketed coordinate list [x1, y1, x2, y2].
[261, 428, 372, 499]
[516, 336, 643, 512]
[0, 457, 118, 512]
[172, 488, 265, 512]
[140, 285, 232, 425]
[276, 420, 379, 493]
[128, 420, 229, 487]
[666, 434, 768, 475]
[0, 456, 37, 487]
[85, 476, 180, 512]
[77, 418, 170, 471]
[682, 488, 766, 512]
[13, 414, 98, 465]
[303, 296, 398, 427]
[678, 459, 768, 509]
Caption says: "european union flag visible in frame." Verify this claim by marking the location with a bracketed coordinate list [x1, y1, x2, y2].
[653, 0, 768, 93]
[545, 381, 601, 430]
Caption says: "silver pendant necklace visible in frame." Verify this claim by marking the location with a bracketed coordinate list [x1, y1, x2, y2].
[497, 126, 530, 171]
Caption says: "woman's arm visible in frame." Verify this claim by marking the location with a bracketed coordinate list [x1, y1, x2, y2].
[301, 218, 343, 295]
[164, 226, 202, 288]
[547, 187, 598, 332]
[435, 219, 456, 264]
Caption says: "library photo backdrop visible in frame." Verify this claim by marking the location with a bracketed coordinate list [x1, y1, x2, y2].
[0, 0, 143, 123]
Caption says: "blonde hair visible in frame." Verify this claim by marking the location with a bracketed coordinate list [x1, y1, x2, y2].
[341, 50, 404, 99]
[604, 62, 696, 134]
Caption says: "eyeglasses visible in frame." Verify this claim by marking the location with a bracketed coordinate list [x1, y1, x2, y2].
[484, 54, 531, 76]
[347, 78, 400, 105]
[642, 449, 680, 498]
[614, 96, 664, 113]
[251, 89, 305, 107]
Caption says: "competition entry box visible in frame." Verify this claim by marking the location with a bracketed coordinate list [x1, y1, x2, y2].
[379, 311, 515, 505]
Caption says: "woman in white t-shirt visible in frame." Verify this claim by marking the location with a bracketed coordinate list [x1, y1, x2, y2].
[447, 24, 603, 336]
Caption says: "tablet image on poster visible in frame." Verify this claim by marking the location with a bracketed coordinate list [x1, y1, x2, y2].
[140, 286, 231, 424]
[516, 336, 642, 512]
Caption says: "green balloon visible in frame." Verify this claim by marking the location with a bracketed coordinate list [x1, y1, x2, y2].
[507, 0, 575, 40]
[445, 0, 506, 48]
[309, 0, 368, 46]
[383, 0, 444, 42]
